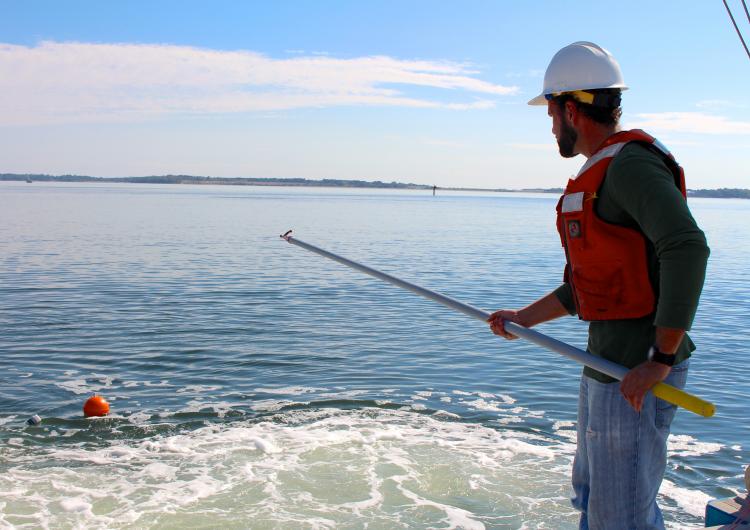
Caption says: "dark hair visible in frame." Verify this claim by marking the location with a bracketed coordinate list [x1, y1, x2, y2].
[553, 88, 622, 126]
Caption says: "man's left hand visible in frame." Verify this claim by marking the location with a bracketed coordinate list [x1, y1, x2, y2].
[620, 361, 672, 412]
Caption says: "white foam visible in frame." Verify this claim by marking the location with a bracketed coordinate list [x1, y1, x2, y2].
[176, 384, 223, 393]
[391, 468, 486, 530]
[252, 437, 279, 454]
[552, 420, 577, 443]
[461, 398, 502, 412]
[180, 399, 236, 418]
[60, 497, 93, 516]
[255, 386, 327, 395]
[250, 399, 299, 412]
[319, 389, 369, 400]
[668, 434, 723, 457]
[0, 416, 17, 426]
[0, 408, 593, 528]
[62, 429, 82, 437]
[56, 374, 115, 395]
[434, 410, 460, 419]
[659, 479, 712, 518]
[452, 390, 515, 404]
[143, 380, 171, 387]
[366, 429, 403, 443]
[141, 462, 177, 480]
[55, 379, 91, 395]
[126, 411, 153, 425]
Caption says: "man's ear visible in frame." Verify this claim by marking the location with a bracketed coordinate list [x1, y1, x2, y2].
[565, 100, 577, 123]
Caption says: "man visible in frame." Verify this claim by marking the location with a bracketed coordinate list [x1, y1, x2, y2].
[488, 42, 709, 529]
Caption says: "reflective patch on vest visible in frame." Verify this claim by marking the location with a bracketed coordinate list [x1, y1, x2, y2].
[561, 192, 584, 212]
[652, 138, 672, 157]
[567, 220, 581, 238]
[575, 142, 627, 179]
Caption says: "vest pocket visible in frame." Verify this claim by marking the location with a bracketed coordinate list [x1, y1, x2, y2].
[571, 261, 624, 316]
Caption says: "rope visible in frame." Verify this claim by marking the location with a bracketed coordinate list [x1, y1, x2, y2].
[723, 0, 750, 61]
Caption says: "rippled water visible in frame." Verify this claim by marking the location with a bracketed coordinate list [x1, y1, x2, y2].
[0, 182, 747, 529]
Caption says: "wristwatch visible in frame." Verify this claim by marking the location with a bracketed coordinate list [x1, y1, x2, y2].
[647, 345, 676, 366]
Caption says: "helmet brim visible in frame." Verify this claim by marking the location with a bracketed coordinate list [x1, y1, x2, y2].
[527, 93, 548, 106]
[528, 85, 628, 106]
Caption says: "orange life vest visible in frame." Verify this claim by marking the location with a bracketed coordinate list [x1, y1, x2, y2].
[555, 129, 687, 321]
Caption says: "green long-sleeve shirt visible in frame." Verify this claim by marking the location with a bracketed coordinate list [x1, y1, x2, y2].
[553, 142, 710, 383]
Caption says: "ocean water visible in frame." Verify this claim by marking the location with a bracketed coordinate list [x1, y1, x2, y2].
[0, 181, 747, 529]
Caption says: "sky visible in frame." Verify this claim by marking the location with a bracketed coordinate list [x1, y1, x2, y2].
[1, 0, 749, 189]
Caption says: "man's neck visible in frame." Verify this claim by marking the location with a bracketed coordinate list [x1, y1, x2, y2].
[578, 124, 620, 159]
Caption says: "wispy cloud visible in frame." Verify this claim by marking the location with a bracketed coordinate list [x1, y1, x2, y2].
[506, 142, 557, 151]
[627, 112, 750, 135]
[420, 137, 468, 148]
[695, 99, 747, 110]
[650, 138, 700, 147]
[0, 41, 518, 125]
[505, 69, 544, 79]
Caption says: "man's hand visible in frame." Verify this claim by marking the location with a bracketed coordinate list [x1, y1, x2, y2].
[487, 292, 570, 340]
[620, 361, 672, 412]
[487, 310, 522, 339]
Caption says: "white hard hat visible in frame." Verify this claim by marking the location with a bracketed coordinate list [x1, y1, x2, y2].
[528, 41, 627, 106]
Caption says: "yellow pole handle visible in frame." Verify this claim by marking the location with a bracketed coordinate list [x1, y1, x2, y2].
[652, 382, 715, 417]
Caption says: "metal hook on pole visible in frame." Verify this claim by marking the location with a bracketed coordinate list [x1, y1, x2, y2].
[280, 231, 715, 418]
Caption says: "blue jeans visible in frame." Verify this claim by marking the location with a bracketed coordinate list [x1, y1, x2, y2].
[571, 360, 689, 530]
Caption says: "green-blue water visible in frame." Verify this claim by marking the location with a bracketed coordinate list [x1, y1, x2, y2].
[1, 182, 747, 529]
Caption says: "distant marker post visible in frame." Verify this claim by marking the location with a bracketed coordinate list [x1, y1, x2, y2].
[280, 231, 715, 418]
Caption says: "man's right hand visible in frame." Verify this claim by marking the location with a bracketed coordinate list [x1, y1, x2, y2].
[487, 310, 523, 339]
[487, 291, 570, 340]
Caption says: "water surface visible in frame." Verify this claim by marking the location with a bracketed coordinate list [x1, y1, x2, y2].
[0, 182, 747, 528]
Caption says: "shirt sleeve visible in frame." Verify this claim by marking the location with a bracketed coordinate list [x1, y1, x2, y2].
[604, 144, 710, 330]
[553, 282, 577, 316]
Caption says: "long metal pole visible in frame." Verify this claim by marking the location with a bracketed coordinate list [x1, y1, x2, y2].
[280, 232, 715, 417]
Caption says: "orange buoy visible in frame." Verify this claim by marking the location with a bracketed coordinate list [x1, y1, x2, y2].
[83, 395, 110, 417]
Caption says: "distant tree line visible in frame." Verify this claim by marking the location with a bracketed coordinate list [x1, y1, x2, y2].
[687, 188, 750, 199]
[0, 173, 431, 189]
[1, 174, 748, 198]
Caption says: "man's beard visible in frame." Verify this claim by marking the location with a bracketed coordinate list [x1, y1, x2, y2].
[557, 117, 578, 158]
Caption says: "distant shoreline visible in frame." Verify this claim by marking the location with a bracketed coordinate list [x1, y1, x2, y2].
[2, 173, 748, 199]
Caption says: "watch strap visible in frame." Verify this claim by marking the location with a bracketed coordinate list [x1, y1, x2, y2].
[648, 345, 676, 366]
